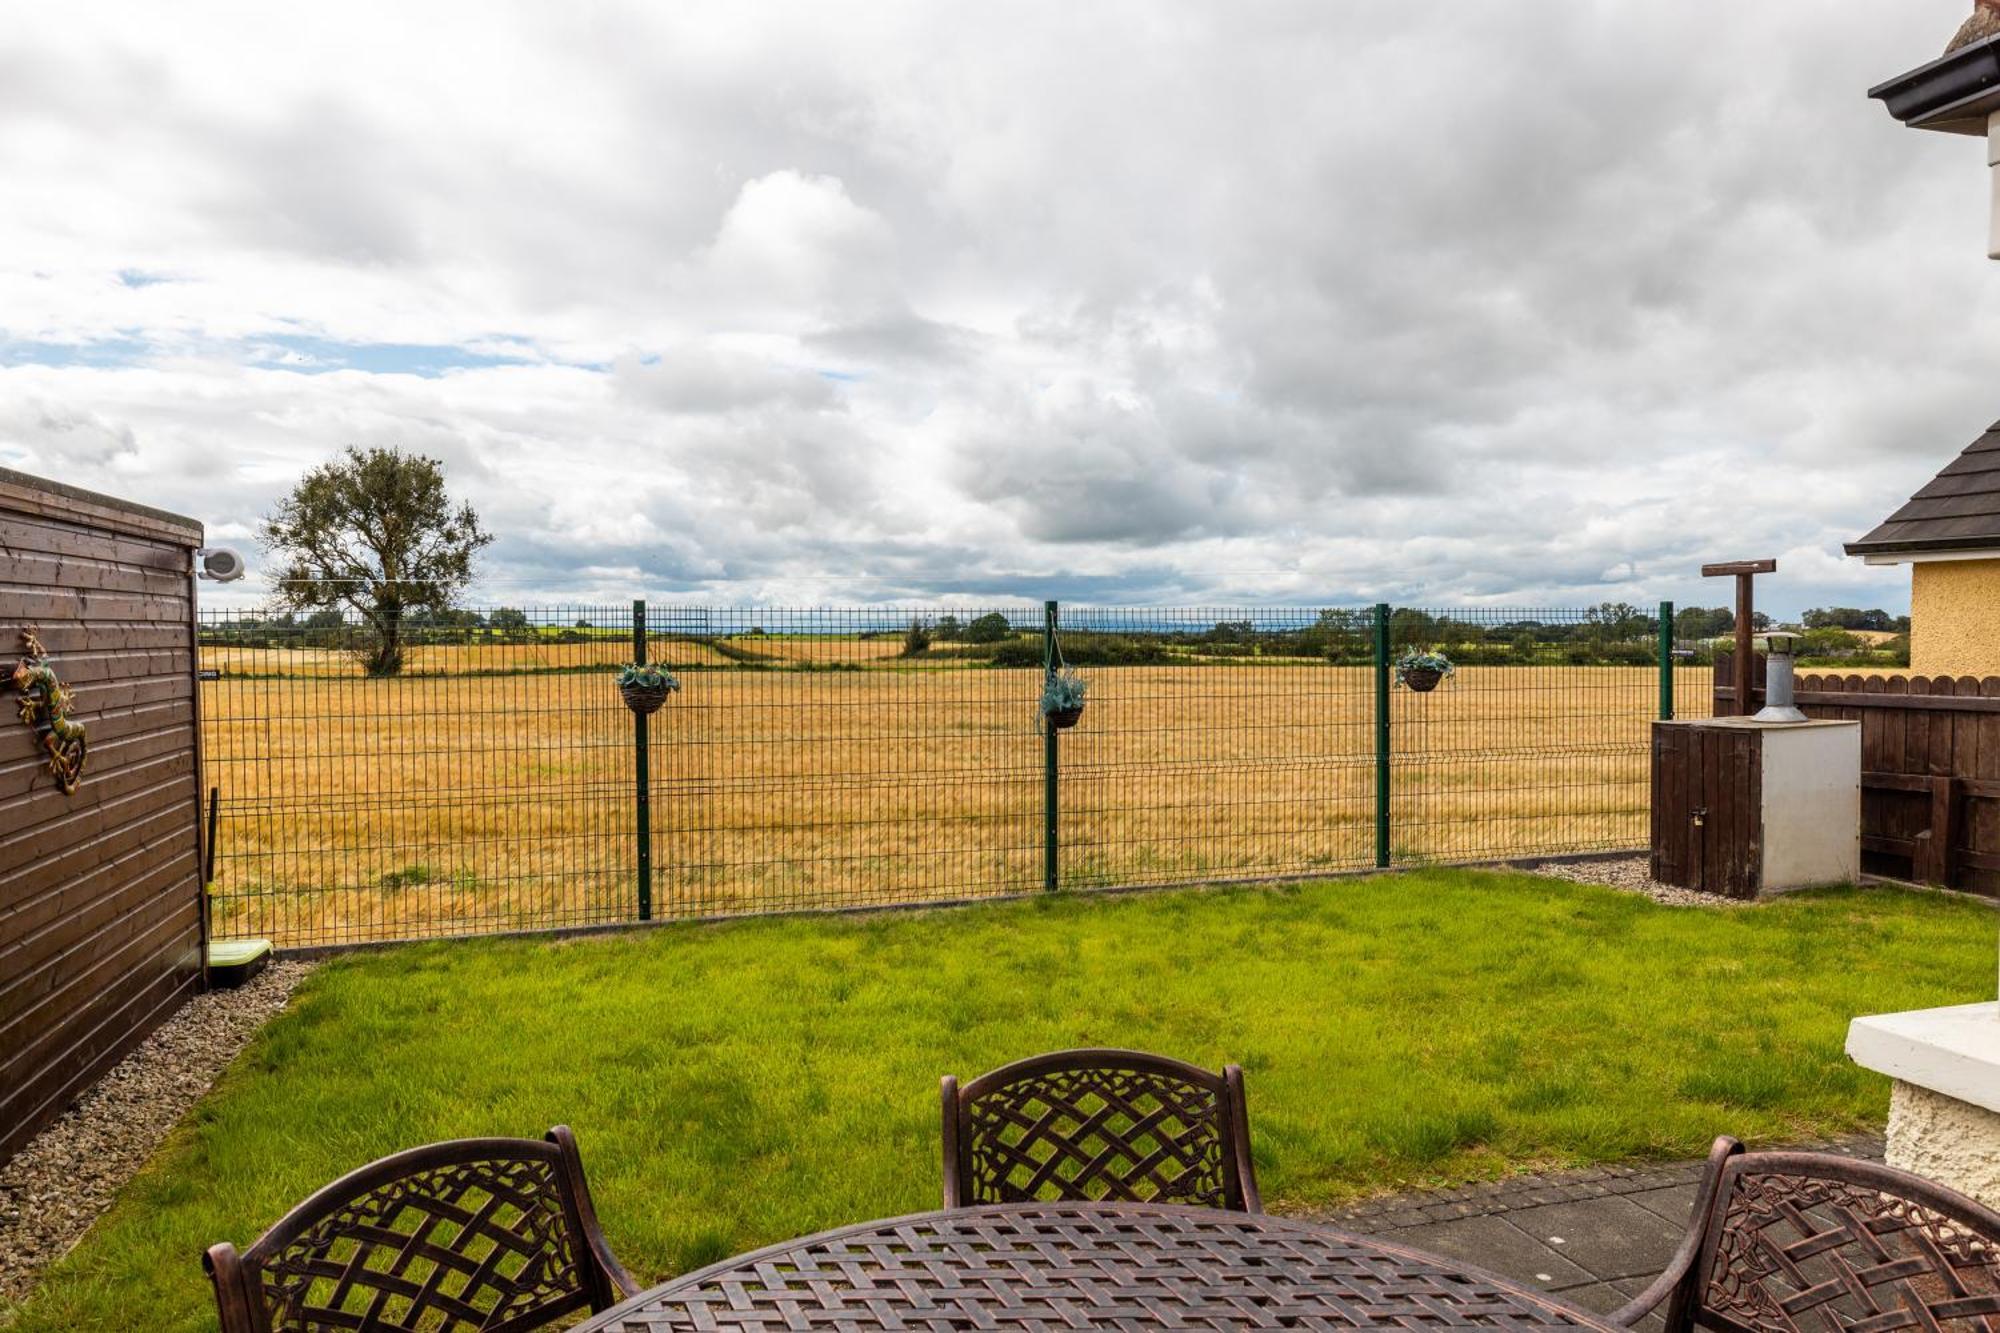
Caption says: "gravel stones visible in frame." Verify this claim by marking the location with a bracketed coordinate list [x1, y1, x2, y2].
[1521, 856, 1749, 908]
[0, 960, 314, 1307]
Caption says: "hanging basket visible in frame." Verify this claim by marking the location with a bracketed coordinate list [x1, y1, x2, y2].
[1400, 667, 1443, 694]
[620, 681, 673, 715]
[1045, 705, 1084, 730]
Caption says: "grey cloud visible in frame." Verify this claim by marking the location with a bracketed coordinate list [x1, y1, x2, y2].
[613, 350, 837, 415]
[0, 0, 1988, 618]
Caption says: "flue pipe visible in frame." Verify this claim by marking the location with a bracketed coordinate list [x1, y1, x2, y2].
[1753, 633, 1808, 723]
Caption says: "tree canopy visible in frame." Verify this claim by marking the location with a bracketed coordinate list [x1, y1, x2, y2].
[261, 446, 491, 676]
[1801, 607, 1909, 633]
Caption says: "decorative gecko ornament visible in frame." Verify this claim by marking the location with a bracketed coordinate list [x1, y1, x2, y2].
[11, 629, 86, 794]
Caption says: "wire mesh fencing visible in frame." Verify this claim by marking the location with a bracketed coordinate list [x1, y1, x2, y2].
[1055, 607, 1378, 889]
[1384, 606, 1709, 865]
[198, 600, 1688, 949]
[647, 606, 1043, 917]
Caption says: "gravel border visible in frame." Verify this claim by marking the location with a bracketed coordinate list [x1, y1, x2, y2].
[1520, 856, 1750, 908]
[0, 960, 314, 1307]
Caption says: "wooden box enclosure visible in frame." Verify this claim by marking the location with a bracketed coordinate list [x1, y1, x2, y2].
[0, 469, 206, 1163]
[1652, 718, 1860, 899]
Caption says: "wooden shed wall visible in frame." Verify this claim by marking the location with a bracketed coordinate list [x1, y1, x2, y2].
[0, 469, 205, 1163]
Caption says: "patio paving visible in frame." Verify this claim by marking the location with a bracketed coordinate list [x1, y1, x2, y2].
[1321, 1132, 1886, 1327]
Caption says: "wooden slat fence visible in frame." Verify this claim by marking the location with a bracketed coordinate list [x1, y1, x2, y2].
[0, 468, 206, 1163]
[1715, 653, 2000, 895]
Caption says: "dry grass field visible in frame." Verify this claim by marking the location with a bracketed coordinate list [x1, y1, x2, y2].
[198, 640, 1711, 947]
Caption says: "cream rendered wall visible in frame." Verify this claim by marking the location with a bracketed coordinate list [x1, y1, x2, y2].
[1910, 558, 2000, 677]
[1887, 1082, 2000, 1209]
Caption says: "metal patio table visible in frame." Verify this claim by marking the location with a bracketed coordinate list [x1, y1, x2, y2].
[574, 1202, 1623, 1332]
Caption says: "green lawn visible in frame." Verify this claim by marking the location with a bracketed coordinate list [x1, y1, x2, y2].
[8, 869, 1995, 1332]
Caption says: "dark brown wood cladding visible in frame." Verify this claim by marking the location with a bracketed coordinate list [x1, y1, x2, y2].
[1650, 722, 1763, 899]
[1713, 653, 2000, 897]
[0, 468, 205, 1164]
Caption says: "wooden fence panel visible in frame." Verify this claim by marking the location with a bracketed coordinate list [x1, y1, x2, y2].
[1713, 653, 2000, 896]
[0, 469, 204, 1163]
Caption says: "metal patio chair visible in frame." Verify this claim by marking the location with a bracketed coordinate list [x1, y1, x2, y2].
[941, 1047, 1262, 1212]
[1611, 1135, 2000, 1332]
[204, 1125, 635, 1333]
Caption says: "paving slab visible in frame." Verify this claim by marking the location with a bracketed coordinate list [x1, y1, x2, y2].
[1316, 1132, 1884, 1322]
[1544, 1281, 1626, 1314]
[1387, 1213, 1594, 1291]
[1501, 1195, 1686, 1282]
[1624, 1183, 1698, 1227]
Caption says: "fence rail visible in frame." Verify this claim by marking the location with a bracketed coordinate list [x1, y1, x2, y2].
[1714, 653, 2000, 895]
[198, 601, 1703, 948]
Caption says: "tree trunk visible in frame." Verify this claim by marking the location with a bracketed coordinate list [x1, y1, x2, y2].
[364, 602, 405, 677]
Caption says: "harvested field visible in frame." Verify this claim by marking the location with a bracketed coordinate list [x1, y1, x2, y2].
[198, 634, 1711, 946]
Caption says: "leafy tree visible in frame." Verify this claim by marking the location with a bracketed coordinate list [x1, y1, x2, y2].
[901, 617, 932, 657]
[1304, 608, 1368, 661]
[1387, 608, 1441, 647]
[1801, 626, 1863, 656]
[261, 447, 491, 677]
[489, 607, 531, 633]
[1674, 606, 1733, 640]
[962, 612, 1014, 644]
[1802, 607, 1904, 632]
[1584, 602, 1650, 641]
[405, 607, 485, 636]
[934, 614, 963, 642]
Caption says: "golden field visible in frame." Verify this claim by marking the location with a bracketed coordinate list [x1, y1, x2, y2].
[198, 642, 1711, 947]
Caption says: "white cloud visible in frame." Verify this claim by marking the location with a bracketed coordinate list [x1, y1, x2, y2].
[2, 0, 1992, 615]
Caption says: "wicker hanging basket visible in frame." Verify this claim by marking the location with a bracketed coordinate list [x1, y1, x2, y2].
[1400, 666, 1443, 694]
[1045, 705, 1084, 729]
[620, 681, 673, 715]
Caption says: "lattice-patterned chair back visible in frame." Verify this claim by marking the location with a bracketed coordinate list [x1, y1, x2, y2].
[1611, 1138, 2000, 1333]
[204, 1125, 636, 1333]
[941, 1048, 1261, 1212]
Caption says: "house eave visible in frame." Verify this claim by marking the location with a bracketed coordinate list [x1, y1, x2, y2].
[1870, 34, 2000, 135]
[1852, 544, 2000, 566]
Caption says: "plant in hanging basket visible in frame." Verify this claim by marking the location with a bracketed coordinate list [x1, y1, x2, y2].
[1040, 667, 1089, 729]
[616, 663, 681, 715]
[1393, 647, 1455, 693]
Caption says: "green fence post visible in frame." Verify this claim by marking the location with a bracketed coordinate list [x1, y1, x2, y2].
[1373, 603, 1391, 868]
[633, 599, 652, 921]
[1658, 600, 1675, 721]
[1043, 600, 1060, 892]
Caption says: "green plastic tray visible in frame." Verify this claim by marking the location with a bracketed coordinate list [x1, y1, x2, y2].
[207, 938, 273, 988]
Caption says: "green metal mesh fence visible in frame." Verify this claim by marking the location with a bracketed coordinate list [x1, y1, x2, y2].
[198, 600, 1688, 948]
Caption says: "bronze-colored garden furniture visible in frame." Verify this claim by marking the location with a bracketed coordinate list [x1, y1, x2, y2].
[203, 1124, 635, 1333]
[940, 1047, 1261, 1212]
[572, 1202, 1620, 1332]
[1610, 1135, 2000, 1332]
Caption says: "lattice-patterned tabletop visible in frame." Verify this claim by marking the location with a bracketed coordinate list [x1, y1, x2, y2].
[576, 1203, 1622, 1332]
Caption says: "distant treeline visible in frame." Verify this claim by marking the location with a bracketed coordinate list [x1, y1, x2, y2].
[199, 602, 1914, 670]
[202, 608, 614, 650]
[912, 605, 1718, 668]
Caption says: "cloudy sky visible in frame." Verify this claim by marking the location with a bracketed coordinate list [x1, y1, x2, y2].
[4, 2, 1997, 615]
